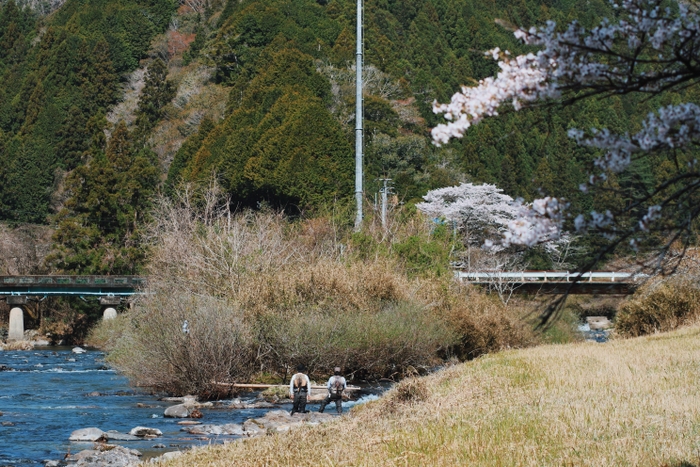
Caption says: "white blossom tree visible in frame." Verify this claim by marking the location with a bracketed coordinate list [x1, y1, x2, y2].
[416, 183, 519, 247]
[416, 183, 571, 271]
[432, 0, 700, 280]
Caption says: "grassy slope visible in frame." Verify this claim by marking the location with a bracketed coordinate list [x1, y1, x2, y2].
[154, 325, 700, 466]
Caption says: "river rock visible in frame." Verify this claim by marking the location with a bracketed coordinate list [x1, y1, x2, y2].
[587, 316, 612, 330]
[69, 450, 101, 461]
[70, 445, 142, 467]
[2, 421, 15, 426]
[149, 451, 183, 463]
[161, 395, 197, 403]
[257, 410, 305, 432]
[72, 347, 86, 354]
[152, 444, 166, 449]
[242, 420, 264, 436]
[104, 430, 141, 441]
[228, 398, 245, 409]
[177, 420, 201, 425]
[129, 426, 162, 437]
[246, 401, 275, 409]
[69, 427, 106, 442]
[244, 410, 335, 435]
[164, 404, 191, 418]
[182, 423, 245, 436]
[136, 403, 158, 408]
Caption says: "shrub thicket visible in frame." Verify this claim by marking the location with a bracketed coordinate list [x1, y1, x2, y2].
[616, 277, 700, 337]
[108, 294, 255, 397]
[91, 186, 540, 396]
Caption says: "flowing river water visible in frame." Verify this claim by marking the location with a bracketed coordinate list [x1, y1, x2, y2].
[0, 347, 378, 467]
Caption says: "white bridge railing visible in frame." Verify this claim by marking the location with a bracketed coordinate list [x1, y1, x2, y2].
[456, 271, 642, 283]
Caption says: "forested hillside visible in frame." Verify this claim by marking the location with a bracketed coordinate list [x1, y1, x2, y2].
[167, 0, 622, 210]
[0, 0, 172, 223]
[0, 0, 689, 273]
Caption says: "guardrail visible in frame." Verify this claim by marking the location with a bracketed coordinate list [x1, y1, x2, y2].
[455, 271, 643, 282]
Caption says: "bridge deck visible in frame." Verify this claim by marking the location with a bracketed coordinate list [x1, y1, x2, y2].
[0, 276, 146, 296]
[457, 271, 641, 295]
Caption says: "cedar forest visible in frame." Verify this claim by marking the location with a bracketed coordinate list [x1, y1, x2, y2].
[1, 0, 695, 275]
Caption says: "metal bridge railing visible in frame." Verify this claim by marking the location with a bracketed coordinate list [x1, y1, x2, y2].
[0, 275, 146, 296]
[455, 271, 644, 283]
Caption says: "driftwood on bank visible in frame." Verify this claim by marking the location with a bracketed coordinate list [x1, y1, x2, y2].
[213, 382, 361, 391]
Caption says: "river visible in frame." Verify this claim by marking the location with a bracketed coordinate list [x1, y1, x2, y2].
[1, 347, 340, 466]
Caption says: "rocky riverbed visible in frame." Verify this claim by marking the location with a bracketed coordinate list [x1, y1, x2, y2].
[0, 347, 381, 467]
[52, 410, 338, 467]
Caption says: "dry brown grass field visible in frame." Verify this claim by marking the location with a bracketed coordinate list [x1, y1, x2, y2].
[151, 324, 700, 467]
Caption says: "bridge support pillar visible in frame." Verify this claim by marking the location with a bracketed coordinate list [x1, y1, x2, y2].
[103, 307, 117, 320]
[8, 307, 24, 341]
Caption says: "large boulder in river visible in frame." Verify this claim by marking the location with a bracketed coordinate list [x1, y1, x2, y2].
[69, 445, 142, 467]
[69, 427, 106, 441]
[129, 426, 162, 437]
[164, 404, 191, 418]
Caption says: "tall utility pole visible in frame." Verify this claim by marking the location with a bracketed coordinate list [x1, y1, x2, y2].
[354, 0, 364, 231]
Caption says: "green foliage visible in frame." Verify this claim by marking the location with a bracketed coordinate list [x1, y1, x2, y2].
[346, 208, 460, 277]
[174, 47, 351, 211]
[134, 58, 176, 141]
[392, 226, 453, 277]
[182, 21, 206, 65]
[165, 116, 216, 196]
[46, 121, 159, 274]
[0, 0, 174, 224]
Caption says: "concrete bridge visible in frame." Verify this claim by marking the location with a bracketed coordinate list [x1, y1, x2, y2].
[456, 270, 642, 295]
[2, 271, 638, 341]
[1, 275, 146, 341]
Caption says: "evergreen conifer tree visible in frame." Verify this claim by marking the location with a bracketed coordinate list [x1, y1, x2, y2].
[134, 58, 176, 142]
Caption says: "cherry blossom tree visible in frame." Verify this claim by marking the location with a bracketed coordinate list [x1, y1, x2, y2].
[432, 0, 700, 282]
[416, 183, 519, 247]
[416, 183, 572, 271]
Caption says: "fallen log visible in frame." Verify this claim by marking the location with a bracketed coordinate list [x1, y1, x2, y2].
[212, 382, 361, 391]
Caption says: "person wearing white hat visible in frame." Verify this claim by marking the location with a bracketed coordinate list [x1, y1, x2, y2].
[319, 367, 346, 414]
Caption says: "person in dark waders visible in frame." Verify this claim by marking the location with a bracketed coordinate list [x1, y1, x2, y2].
[289, 365, 311, 415]
[319, 367, 346, 414]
